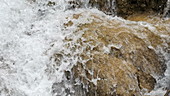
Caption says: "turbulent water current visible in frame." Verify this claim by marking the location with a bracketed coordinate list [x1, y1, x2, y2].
[0, 0, 169, 96]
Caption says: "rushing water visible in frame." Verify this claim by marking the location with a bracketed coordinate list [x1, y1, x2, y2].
[164, 0, 170, 17]
[0, 0, 169, 96]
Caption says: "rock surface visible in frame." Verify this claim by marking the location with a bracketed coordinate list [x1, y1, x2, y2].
[116, 0, 167, 17]
[36, 0, 169, 18]
[88, 0, 168, 18]
[88, 0, 116, 15]
[55, 12, 170, 96]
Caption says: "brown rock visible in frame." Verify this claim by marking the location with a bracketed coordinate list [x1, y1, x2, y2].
[54, 12, 170, 96]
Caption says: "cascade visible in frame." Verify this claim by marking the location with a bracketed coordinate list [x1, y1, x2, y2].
[164, 0, 170, 17]
[0, 0, 169, 96]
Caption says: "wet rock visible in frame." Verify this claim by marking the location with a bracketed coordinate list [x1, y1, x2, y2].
[136, 70, 156, 91]
[67, 0, 82, 9]
[32, 0, 169, 18]
[88, 0, 168, 18]
[47, 1, 55, 6]
[164, 90, 170, 96]
[88, 0, 116, 15]
[60, 12, 170, 95]
[163, 1, 170, 17]
[116, 0, 167, 17]
[164, 10, 170, 17]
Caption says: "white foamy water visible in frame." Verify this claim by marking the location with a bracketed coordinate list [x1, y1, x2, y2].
[0, 0, 75, 95]
[0, 0, 94, 95]
[164, 0, 170, 17]
[0, 0, 169, 96]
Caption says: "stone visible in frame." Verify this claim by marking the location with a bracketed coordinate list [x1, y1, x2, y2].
[88, 0, 168, 18]
[88, 0, 116, 15]
[116, 0, 167, 18]
[58, 12, 170, 96]
[164, 90, 170, 96]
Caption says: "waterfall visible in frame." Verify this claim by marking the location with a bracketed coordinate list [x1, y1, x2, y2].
[0, 0, 169, 96]
[164, 0, 170, 17]
[88, 0, 116, 15]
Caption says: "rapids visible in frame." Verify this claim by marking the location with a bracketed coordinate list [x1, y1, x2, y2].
[0, 0, 169, 96]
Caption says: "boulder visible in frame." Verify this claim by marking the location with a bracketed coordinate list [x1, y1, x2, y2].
[56, 12, 170, 96]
